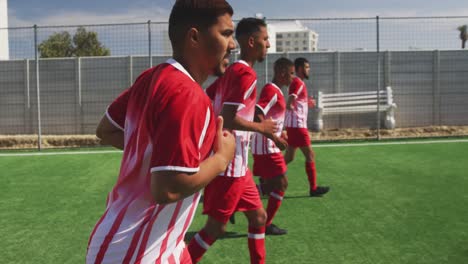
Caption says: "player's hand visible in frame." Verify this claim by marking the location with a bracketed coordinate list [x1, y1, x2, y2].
[281, 131, 288, 141]
[273, 135, 288, 150]
[308, 97, 316, 108]
[260, 118, 279, 135]
[213, 116, 235, 169]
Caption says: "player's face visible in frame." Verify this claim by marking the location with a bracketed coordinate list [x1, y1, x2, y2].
[285, 65, 295, 85]
[201, 13, 236, 77]
[302, 62, 311, 80]
[253, 26, 270, 63]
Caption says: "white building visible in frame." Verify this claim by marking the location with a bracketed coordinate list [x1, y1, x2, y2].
[0, 0, 9, 60]
[268, 20, 318, 53]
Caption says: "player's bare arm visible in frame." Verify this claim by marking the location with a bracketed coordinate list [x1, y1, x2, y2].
[96, 115, 124, 150]
[222, 104, 278, 135]
[151, 117, 235, 204]
[286, 94, 297, 110]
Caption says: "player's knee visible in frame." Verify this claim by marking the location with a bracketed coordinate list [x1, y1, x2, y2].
[281, 180, 288, 192]
[251, 210, 267, 227]
[204, 219, 226, 238]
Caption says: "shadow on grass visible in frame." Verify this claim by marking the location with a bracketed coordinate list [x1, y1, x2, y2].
[185, 231, 247, 242]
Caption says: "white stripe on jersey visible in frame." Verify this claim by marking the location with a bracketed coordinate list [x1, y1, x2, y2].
[198, 107, 211, 149]
[244, 80, 257, 100]
[296, 85, 304, 96]
[105, 109, 124, 131]
[262, 94, 278, 116]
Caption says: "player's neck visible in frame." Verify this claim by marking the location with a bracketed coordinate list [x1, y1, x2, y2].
[272, 78, 283, 87]
[172, 55, 208, 85]
[297, 73, 306, 81]
[239, 53, 255, 68]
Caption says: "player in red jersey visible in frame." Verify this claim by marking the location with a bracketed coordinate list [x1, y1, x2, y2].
[251, 57, 294, 235]
[86, 1, 236, 263]
[284, 57, 330, 197]
[188, 18, 275, 264]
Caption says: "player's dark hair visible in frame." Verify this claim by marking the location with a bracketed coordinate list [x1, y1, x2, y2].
[235, 17, 267, 40]
[294, 57, 309, 70]
[274, 57, 294, 73]
[169, 0, 234, 53]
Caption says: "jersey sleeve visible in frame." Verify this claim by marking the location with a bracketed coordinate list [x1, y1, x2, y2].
[150, 91, 212, 173]
[256, 85, 278, 116]
[106, 88, 130, 131]
[288, 78, 304, 98]
[223, 70, 257, 108]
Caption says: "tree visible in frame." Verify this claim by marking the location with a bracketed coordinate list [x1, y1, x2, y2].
[38, 31, 74, 58]
[38, 27, 110, 58]
[73, 27, 110, 57]
[458, 25, 467, 49]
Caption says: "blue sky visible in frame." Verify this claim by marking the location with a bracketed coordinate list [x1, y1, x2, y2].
[7, 0, 468, 27]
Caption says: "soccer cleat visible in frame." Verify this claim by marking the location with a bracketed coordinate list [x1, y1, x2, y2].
[265, 224, 288, 236]
[309, 186, 330, 197]
[229, 214, 236, 224]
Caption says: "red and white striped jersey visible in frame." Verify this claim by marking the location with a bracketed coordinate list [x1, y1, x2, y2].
[206, 60, 257, 177]
[285, 77, 308, 128]
[251, 83, 285, 155]
[86, 59, 216, 264]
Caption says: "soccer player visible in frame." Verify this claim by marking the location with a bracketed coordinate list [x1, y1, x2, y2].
[284, 57, 330, 197]
[86, 1, 237, 263]
[251, 57, 294, 235]
[188, 18, 275, 264]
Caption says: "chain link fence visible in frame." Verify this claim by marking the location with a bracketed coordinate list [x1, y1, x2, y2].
[1, 16, 468, 149]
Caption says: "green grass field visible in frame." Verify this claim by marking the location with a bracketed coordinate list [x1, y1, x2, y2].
[1, 140, 468, 264]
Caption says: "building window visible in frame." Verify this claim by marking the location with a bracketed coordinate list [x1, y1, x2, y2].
[304, 33, 308, 37]
[295, 33, 299, 38]
[276, 41, 282, 46]
[277, 47, 283, 52]
[295, 47, 299, 51]
[285, 41, 290, 45]
[303, 40, 307, 45]
[303, 47, 308, 51]
[277, 34, 283, 38]
[287, 33, 290, 37]
[294, 41, 298, 45]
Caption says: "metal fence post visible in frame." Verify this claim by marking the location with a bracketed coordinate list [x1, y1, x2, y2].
[433, 50, 441, 126]
[75, 57, 83, 134]
[34, 25, 42, 150]
[376, 16, 381, 140]
[129, 55, 133, 86]
[24, 59, 31, 134]
[148, 20, 152, 68]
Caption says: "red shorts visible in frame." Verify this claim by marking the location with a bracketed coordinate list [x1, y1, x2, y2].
[286, 127, 311, 148]
[203, 170, 263, 224]
[253, 152, 287, 179]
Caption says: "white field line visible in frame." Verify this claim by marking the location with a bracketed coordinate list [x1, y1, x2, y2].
[1, 139, 468, 157]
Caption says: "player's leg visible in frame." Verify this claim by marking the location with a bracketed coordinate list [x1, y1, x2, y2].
[299, 145, 329, 196]
[188, 177, 241, 263]
[284, 146, 297, 164]
[238, 172, 267, 264]
[243, 208, 267, 264]
[264, 174, 288, 235]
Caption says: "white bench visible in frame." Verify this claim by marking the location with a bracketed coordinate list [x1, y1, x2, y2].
[313, 86, 397, 131]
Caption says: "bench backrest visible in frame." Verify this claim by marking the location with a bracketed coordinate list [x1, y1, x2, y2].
[317, 86, 395, 114]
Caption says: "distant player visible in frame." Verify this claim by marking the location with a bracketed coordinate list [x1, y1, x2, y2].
[188, 18, 274, 264]
[284, 57, 330, 197]
[86, 1, 236, 263]
[251, 57, 294, 235]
